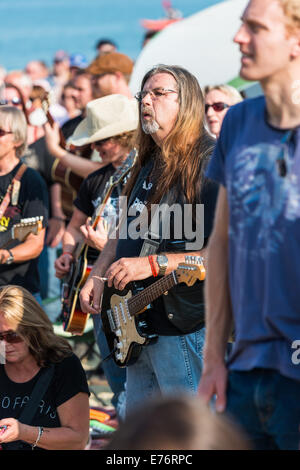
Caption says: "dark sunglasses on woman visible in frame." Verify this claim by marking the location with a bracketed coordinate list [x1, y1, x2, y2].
[0, 129, 13, 137]
[205, 102, 230, 114]
[0, 330, 23, 343]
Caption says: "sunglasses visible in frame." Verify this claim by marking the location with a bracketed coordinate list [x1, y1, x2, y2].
[0, 97, 22, 106]
[0, 128, 13, 137]
[205, 102, 230, 114]
[0, 330, 23, 344]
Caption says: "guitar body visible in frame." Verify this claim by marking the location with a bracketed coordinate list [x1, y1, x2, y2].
[62, 246, 91, 335]
[100, 257, 206, 367]
[101, 285, 157, 367]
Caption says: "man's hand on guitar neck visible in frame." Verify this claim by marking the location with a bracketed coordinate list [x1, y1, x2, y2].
[79, 218, 108, 252]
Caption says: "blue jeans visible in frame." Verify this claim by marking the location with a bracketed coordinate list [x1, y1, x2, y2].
[93, 314, 127, 420]
[125, 328, 205, 416]
[226, 369, 300, 450]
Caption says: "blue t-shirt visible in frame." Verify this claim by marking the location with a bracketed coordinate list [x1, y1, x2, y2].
[206, 96, 300, 382]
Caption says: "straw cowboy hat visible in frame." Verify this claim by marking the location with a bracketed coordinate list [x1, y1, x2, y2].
[67, 94, 138, 147]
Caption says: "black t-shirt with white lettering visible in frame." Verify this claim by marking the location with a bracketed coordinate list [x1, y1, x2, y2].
[0, 353, 89, 450]
[0, 161, 48, 294]
[115, 161, 219, 334]
[74, 163, 126, 263]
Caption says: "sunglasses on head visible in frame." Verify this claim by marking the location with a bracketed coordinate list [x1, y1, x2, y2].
[0, 128, 13, 137]
[0, 97, 22, 106]
[0, 330, 23, 344]
[205, 102, 230, 114]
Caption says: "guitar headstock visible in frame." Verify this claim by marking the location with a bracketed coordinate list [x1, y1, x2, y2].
[41, 96, 52, 120]
[175, 256, 205, 286]
[111, 148, 137, 186]
[12, 217, 43, 242]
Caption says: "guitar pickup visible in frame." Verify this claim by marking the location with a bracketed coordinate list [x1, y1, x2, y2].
[107, 309, 116, 332]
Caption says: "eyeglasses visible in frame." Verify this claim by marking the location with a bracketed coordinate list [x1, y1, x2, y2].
[0, 330, 23, 344]
[0, 97, 22, 106]
[93, 137, 111, 146]
[135, 88, 178, 102]
[0, 128, 13, 137]
[205, 102, 230, 114]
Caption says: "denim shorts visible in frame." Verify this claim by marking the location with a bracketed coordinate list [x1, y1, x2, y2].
[226, 368, 300, 450]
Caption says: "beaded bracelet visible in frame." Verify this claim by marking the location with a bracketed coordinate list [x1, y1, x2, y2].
[32, 426, 44, 450]
[148, 255, 158, 277]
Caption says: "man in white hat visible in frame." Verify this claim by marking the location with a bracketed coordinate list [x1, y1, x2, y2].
[44, 93, 137, 179]
[54, 93, 138, 419]
[44, 53, 135, 179]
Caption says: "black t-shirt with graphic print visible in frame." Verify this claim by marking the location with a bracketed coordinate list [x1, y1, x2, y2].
[0, 162, 48, 294]
[74, 163, 126, 263]
[0, 353, 89, 450]
[115, 160, 219, 335]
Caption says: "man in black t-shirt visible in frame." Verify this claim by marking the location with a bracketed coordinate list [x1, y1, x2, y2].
[0, 106, 48, 299]
[80, 65, 218, 416]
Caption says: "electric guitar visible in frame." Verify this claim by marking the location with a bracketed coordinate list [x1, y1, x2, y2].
[101, 256, 206, 367]
[61, 150, 137, 335]
[0, 217, 43, 248]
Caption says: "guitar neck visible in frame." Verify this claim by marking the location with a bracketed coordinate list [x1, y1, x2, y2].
[73, 182, 114, 260]
[127, 272, 178, 316]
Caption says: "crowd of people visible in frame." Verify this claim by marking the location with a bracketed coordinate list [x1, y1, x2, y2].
[0, 0, 299, 451]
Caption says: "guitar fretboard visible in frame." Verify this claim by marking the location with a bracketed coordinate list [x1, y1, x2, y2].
[127, 272, 178, 316]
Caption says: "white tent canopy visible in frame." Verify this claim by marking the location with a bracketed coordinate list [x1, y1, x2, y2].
[130, 0, 249, 94]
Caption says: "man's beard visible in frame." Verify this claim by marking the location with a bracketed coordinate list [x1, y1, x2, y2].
[141, 118, 160, 134]
[141, 106, 159, 134]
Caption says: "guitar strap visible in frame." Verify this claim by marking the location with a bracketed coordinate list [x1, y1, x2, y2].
[0, 163, 27, 219]
[139, 188, 175, 257]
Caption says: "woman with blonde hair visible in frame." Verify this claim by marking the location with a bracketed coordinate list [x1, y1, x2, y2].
[204, 84, 243, 139]
[0, 285, 90, 450]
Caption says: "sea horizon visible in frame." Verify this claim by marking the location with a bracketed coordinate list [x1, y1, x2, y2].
[0, 0, 223, 72]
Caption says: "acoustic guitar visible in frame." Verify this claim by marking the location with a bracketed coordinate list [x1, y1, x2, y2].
[61, 150, 137, 335]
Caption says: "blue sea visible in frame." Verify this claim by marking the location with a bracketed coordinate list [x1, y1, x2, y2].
[0, 0, 224, 72]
